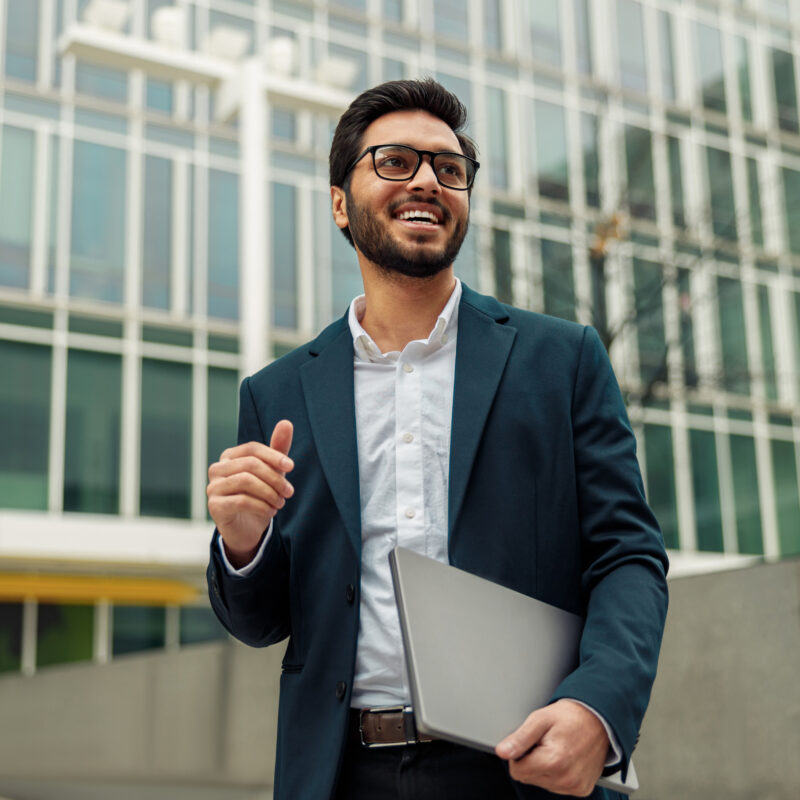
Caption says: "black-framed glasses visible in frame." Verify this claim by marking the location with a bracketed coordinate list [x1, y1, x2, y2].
[347, 144, 480, 190]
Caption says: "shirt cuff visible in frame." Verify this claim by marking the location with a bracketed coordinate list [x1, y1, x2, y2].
[217, 520, 273, 577]
[568, 700, 623, 767]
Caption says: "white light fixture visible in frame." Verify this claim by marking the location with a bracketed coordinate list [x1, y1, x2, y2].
[265, 36, 298, 77]
[201, 25, 252, 61]
[151, 6, 186, 49]
[82, 0, 130, 33]
[314, 56, 359, 90]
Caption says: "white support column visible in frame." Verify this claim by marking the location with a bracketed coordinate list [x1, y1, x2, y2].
[93, 600, 111, 664]
[21, 600, 37, 677]
[239, 59, 271, 377]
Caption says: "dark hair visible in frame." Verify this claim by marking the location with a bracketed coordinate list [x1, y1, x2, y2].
[329, 78, 478, 245]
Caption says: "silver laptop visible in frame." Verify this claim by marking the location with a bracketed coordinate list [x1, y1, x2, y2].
[389, 546, 638, 794]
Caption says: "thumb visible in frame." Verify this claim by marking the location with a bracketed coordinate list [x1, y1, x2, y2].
[270, 419, 294, 458]
[496, 708, 553, 760]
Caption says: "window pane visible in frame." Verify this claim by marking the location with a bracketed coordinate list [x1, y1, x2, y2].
[0, 125, 35, 289]
[433, 0, 468, 42]
[696, 23, 726, 114]
[729, 434, 762, 555]
[0, 341, 51, 509]
[658, 11, 676, 101]
[574, 0, 592, 75]
[644, 424, 678, 549]
[383, 0, 403, 23]
[617, 0, 647, 92]
[75, 62, 128, 103]
[771, 48, 799, 134]
[678, 269, 697, 388]
[781, 167, 800, 255]
[771, 439, 800, 556]
[757, 286, 777, 401]
[0, 603, 23, 674]
[633, 259, 667, 388]
[736, 37, 753, 123]
[541, 239, 575, 321]
[794, 292, 800, 400]
[179, 604, 227, 646]
[5, 0, 38, 81]
[747, 158, 763, 247]
[706, 147, 737, 241]
[690, 428, 724, 552]
[582, 113, 600, 208]
[667, 136, 685, 228]
[47, 133, 59, 293]
[455, 224, 478, 288]
[330, 213, 362, 317]
[208, 169, 239, 320]
[146, 78, 173, 114]
[533, 101, 569, 202]
[112, 605, 166, 655]
[36, 604, 93, 668]
[142, 155, 172, 310]
[486, 87, 508, 190]
[140, 359, 192, 518]
[273, 182, 298, 329]
[484, 0, 502, 50]
[207, 367, 238, 468]
[493, 229, 512, 304]
[624, 126, 656, 220]
[526, 0, 561, 68]
[64, 349, 122, 513]
[70, 141, 126, 303]
[717, 277, 749, 395]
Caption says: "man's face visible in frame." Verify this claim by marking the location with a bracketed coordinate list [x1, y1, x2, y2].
[333, 110, 471, 280]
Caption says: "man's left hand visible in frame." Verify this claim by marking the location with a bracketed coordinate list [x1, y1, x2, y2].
[495, 698, 609, 797]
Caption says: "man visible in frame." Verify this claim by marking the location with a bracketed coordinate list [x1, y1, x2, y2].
[207, 79, 668, 800]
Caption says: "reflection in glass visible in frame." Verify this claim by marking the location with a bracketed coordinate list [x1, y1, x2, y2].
[5, 0, 38, 81]
[678, 269, 697, 388]
[771, 48, 799, 133]
[140, 359, 192, 518]
[643, 425, 678, 549]
[658, 11, 676, 101]
[0, 125, 34, 289]
[782, 167, 800, 255]
[113, 605, 166, 656]
[667, 137, 685, 228]
[772, 440, 800, 556]
[143, 155, 172, 310]
[617, 0, 647, 92]
[717, 277, 749, 395]
[208, 169, 239, 319]
[690, 428, 724, 552]
[64, 349, 122, 513]
[696, 23, 726, 114]
[37, 604, 93, 668]
[757, 286, 777, 401]
[706, 147, 737, 241]
[633, 259, 667, 389]
[541, 238, 575, 322]
[747, 158, 763, 248]
[70, 141, 126, 303]
[0, 341, 51, 509]
[0, 603, 23, 673]
[624, 126, 656, 220]
[736, 37, 753, 123]
[730, 435, 762, 555]
[582, 113, 600, 208]
[533, 101, 569, 202]
[273, 183, 298, 329]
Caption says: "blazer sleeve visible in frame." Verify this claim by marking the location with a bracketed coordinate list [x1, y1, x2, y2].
[206, 375, 292, 648]
[549, 326, 669, 780]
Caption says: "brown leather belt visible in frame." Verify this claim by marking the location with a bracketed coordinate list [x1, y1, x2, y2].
[352, 706, 437, 747]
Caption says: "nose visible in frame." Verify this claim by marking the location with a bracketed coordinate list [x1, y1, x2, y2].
[406, 155, 440, 194]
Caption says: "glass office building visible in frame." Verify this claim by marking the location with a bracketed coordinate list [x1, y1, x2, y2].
[1, 0, 800, 675]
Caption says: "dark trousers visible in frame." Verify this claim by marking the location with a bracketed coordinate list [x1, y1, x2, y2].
[334, 717, 518, 800]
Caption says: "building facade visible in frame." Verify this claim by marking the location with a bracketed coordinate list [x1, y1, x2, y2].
[1, 0, 799, 677]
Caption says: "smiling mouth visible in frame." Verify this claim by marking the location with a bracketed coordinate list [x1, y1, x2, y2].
[395, 209, 441, 225]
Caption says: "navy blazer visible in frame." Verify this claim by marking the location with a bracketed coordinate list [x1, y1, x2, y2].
[208, 284, 669, 800]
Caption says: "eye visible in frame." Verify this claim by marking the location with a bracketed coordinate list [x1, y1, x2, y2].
[436, 158, 467, 179]
[375, 148, 414, 172]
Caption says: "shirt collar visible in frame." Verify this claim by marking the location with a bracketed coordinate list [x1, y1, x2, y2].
[348, 278, 462, 363]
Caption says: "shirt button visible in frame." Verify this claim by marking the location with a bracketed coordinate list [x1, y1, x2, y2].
[405, 508, 416, 519]
[402, 432, 414, 443]
[402, 363, 414, 373]
[335, 681, 347, 701]
[345, 583, 355, 604]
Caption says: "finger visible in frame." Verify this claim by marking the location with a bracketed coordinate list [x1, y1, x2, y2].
[270, 420, 294, 459]
[496, 709, 553, 760]
[209, 472, 290, 509]
[219, 440, 294, 472]
[209, 456, 294, 497]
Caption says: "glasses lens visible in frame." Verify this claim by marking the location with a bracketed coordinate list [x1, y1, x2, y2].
[372, 146, 474, 188]
[432, 153, 473, 189]
[373, 146, 418, 180]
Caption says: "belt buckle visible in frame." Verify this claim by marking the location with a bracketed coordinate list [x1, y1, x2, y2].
[359, 705, 416, 748]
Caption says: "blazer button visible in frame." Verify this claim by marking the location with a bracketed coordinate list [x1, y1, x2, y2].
[345, 583, 355, 604]
[335, 681, 347, 701]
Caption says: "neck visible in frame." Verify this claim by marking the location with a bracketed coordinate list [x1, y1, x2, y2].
[357, 263, 456, 353]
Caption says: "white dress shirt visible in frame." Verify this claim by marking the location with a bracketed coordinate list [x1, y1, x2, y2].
[220, 278, 620, 763]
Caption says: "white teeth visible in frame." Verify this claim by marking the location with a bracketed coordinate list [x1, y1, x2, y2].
[397, 209, 439, 223]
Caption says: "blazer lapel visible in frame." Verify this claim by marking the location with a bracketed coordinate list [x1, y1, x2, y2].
[299, 318, 362, 558]
[448, 287, 516, 542]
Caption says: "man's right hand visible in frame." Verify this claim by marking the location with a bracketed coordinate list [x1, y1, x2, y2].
[207, 420, 295, 568]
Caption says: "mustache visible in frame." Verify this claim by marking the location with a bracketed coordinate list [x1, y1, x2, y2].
[387, 196, 451, 223]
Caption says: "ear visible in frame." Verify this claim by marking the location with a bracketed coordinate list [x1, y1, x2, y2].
[330, 186, 349, 231]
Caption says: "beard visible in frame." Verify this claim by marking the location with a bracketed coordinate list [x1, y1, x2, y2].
[345, 191, 469, 280]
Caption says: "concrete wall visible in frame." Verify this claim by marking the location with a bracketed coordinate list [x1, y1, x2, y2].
[0, 559, 798, 799]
